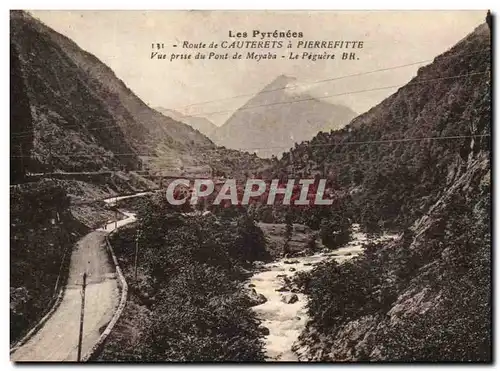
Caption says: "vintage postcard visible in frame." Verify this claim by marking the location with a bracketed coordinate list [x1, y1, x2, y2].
[10, 10, 492, 362]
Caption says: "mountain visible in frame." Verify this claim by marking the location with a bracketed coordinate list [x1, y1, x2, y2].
[10, 10, 273, 344]
[10, 10, 215, 175]
[10, 40, 33, 183]
[211, 75, 357, 158]
[272, 23, 491, 231]
[155, 108, 218, 139]
[270, 23, 491, 361]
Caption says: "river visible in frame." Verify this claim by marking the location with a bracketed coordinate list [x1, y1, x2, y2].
[248, 224, 397, 361]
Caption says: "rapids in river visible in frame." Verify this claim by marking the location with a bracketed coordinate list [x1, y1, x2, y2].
[248, 225, 397, 361]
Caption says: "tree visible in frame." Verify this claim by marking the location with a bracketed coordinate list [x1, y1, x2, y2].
[319, 211, 351, 249]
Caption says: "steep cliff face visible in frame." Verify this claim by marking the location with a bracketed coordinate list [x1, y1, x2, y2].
[212, 75, 357, 158]
[284, 23, 491, 361]
[10, 11, 215, 174]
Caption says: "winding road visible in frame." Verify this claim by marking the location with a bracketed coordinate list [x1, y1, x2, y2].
[11, 195, 140, 362]
[11, 193, 396, 362]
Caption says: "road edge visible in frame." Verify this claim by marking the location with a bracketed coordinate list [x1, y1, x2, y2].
[81, 229, 129, 362]
[10, 245, 72, 356]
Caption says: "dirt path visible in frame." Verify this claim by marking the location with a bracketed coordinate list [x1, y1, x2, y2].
[11, 201, 138, 362]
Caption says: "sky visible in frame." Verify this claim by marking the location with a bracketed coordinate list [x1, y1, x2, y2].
[29, 10, 486, 126]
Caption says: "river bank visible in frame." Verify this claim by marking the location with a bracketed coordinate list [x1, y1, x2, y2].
[248, 224, 397, 361]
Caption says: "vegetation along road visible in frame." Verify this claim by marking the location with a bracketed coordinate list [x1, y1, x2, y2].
[11, 194, 143, 362]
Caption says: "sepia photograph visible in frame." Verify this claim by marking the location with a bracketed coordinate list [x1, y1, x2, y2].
[9, 9, 492, 363]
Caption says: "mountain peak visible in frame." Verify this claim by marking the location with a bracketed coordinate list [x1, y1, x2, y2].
[262, 74, 298, 92]
[211, 74, 357, 158]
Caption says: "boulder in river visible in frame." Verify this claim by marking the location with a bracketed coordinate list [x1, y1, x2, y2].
[281, 293, 299, 304]
[284, 260, 300, 264]
[247, 288, 267, 306]
[258, 326, 270, 336]
[239, 267, 253, 277]
[289, 267, 296, 272]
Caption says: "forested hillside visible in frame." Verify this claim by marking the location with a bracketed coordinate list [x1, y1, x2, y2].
[99, 196, 268, 361]
[271, 23, 490, 233]
[10, 11, 215, 174]
[278, 23, 491, 362]
[10, 10, 269, 182]
[10, 181, 89, 342]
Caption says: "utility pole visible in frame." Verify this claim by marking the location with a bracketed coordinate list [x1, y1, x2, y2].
[48, 141, 52, 174]
[134, 230, 141, 283]
[77, 272, 87, 362]
[18, 143, 24, 171]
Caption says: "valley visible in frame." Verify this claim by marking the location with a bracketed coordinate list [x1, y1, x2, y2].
[9, 10, 491, 364]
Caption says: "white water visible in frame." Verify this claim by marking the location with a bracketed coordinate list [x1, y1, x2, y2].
[248, 225, 397, 361]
